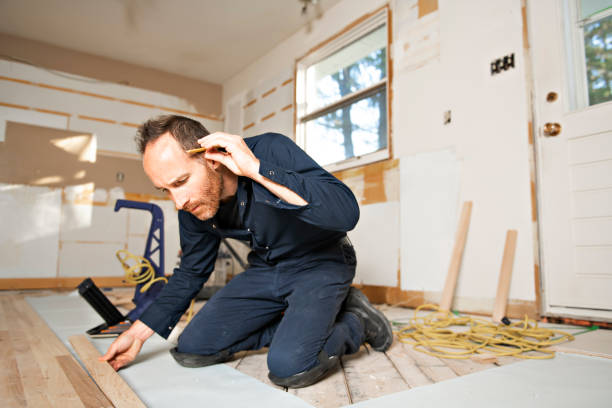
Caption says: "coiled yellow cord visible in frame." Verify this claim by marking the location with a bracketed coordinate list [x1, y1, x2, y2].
[116, 250, 196, 323]
[394, 304, 574, 360]
[115, 249, 168, 293]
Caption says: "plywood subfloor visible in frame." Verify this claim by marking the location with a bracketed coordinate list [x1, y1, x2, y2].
[2, 288, 611, 408]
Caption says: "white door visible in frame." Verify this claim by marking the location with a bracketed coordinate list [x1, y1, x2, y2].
[529, 0, 612, 320]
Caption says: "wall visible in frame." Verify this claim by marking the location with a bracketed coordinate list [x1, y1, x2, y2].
[0, 55, 224, 288]
[222, 0, 538, 317]
[0, 33, 222, 118]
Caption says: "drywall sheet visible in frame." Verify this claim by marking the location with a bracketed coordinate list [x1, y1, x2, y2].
[349, 201, 400, 287]
[0, 59, 222, 152]
[0, 183, 61, 278]
[399, 149, 460, 292]
[0, 121, 159, 195]
[394, 0, 440, 72]
[350, 353, 612, 407]
[0, 105, 69, 142]
[27, 294, 313, 408]
[59, 242, 125, 277]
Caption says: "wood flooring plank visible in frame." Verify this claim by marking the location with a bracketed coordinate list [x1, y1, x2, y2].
[69, 335, 146, 408]
[233, 348, 283, 389]
[56, 355, 114, 408]
[399, 342, 458, 383]
[1, 295, 53, 407]
[224, 350, 248, 369]
[443, 356, 497, 376]
[385, 339, 433, 388]
[4, 295, 85, 407]
[4, 322, 53, 407]
[289, 364, 351, 408]
[341, 346, 407, 404]
[495, 356, 522, 366]
[0, 330, 27, 407]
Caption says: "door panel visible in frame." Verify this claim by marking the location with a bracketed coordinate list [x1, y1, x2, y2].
[530, 0, 612, 316]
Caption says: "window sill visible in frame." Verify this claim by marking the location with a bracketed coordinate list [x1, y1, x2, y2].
[323, 148, 390, 173]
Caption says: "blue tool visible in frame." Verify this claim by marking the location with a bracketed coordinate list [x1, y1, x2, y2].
[114, 199, 166, 321]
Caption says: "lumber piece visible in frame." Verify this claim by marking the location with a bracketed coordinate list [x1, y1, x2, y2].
[439, 201, 473, 311]
[69, 334, 146, 408]
[492, 230, 518, 323]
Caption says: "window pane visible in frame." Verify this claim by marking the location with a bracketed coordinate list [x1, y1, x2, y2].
[584, 13, 612, 105]
[305, 25, 387, 114]
[305, 88, 387, 166]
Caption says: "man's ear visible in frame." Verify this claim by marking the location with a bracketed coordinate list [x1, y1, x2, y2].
[206, 158, 221, 171]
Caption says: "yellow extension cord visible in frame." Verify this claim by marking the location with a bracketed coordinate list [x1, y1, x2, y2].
[394, 304, 575, 360]
[115, 249, 196, 322]
[116, 249, 169, 292]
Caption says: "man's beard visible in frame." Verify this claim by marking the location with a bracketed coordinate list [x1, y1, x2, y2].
[190, 168, 223, 221]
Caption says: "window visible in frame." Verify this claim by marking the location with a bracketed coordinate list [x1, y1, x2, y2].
[295, 8, 390, 171]
[564, 0, 612, 109]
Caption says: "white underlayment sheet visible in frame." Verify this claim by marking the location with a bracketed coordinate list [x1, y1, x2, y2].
[350, 353, 612, 408]
[27, 294, 313, 408]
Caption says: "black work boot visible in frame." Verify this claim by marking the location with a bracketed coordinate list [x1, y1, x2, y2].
[169, 347, 233, 368]
[344, 287, 393, 351]
[268, 351, 340, 388]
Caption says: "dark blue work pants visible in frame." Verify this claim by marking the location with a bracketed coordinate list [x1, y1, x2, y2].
[177, 239, 364, 378]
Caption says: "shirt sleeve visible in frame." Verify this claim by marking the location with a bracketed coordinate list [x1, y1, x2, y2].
[252, 133, 360, 232]
[138, 210, 220, 338]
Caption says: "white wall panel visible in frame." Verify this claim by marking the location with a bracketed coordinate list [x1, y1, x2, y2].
[400, 149, 460, 292]
[60, 202, 127, 242]
[58, 242, 124, 277]
[0, 184, 61, 278]
[349, 201, 400, 287]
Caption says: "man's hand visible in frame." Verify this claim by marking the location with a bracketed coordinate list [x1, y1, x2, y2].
[197, 132, 261, 180]
[99, 320, 154, 370]
[199, 132, 308, 207]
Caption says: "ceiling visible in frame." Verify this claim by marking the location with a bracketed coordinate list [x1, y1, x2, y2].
[0, 0, 341, 84]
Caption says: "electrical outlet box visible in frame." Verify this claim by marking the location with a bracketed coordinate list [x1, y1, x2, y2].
[491, 53, 515, 75]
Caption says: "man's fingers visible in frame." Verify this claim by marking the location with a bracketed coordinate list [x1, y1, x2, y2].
[199, 132, 236, 151]
[99, 344, 117, 361]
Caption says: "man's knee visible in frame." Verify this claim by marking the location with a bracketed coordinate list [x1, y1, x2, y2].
[267, 345, 317, 378]
[177, 329, 222, 355]
[268, 348, 340, 388]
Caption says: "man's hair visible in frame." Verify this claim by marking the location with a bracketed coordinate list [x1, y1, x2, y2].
[135, 115, 210, 154]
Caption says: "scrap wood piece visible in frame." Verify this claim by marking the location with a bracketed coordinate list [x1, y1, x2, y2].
[439, 201, 473, 311]
[69, 334, 146, 408]
[492, 230, 518, 323]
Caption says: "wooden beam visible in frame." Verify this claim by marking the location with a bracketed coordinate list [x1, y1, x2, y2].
[69, 334, 146, 408]
[439, 201, 473, 311]
[492, 230, 518, 323]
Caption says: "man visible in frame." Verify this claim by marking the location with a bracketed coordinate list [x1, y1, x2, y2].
[101, 115, 393, 388]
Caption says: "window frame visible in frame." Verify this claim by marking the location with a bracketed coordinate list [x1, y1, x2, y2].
[562, 0, 612, 110]
[294, 6, 392, 173]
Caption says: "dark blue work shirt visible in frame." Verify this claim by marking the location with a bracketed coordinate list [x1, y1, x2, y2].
[139, 133, 360, 337]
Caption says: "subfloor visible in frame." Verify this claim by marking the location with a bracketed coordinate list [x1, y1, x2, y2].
[1, 288, 611, 407]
